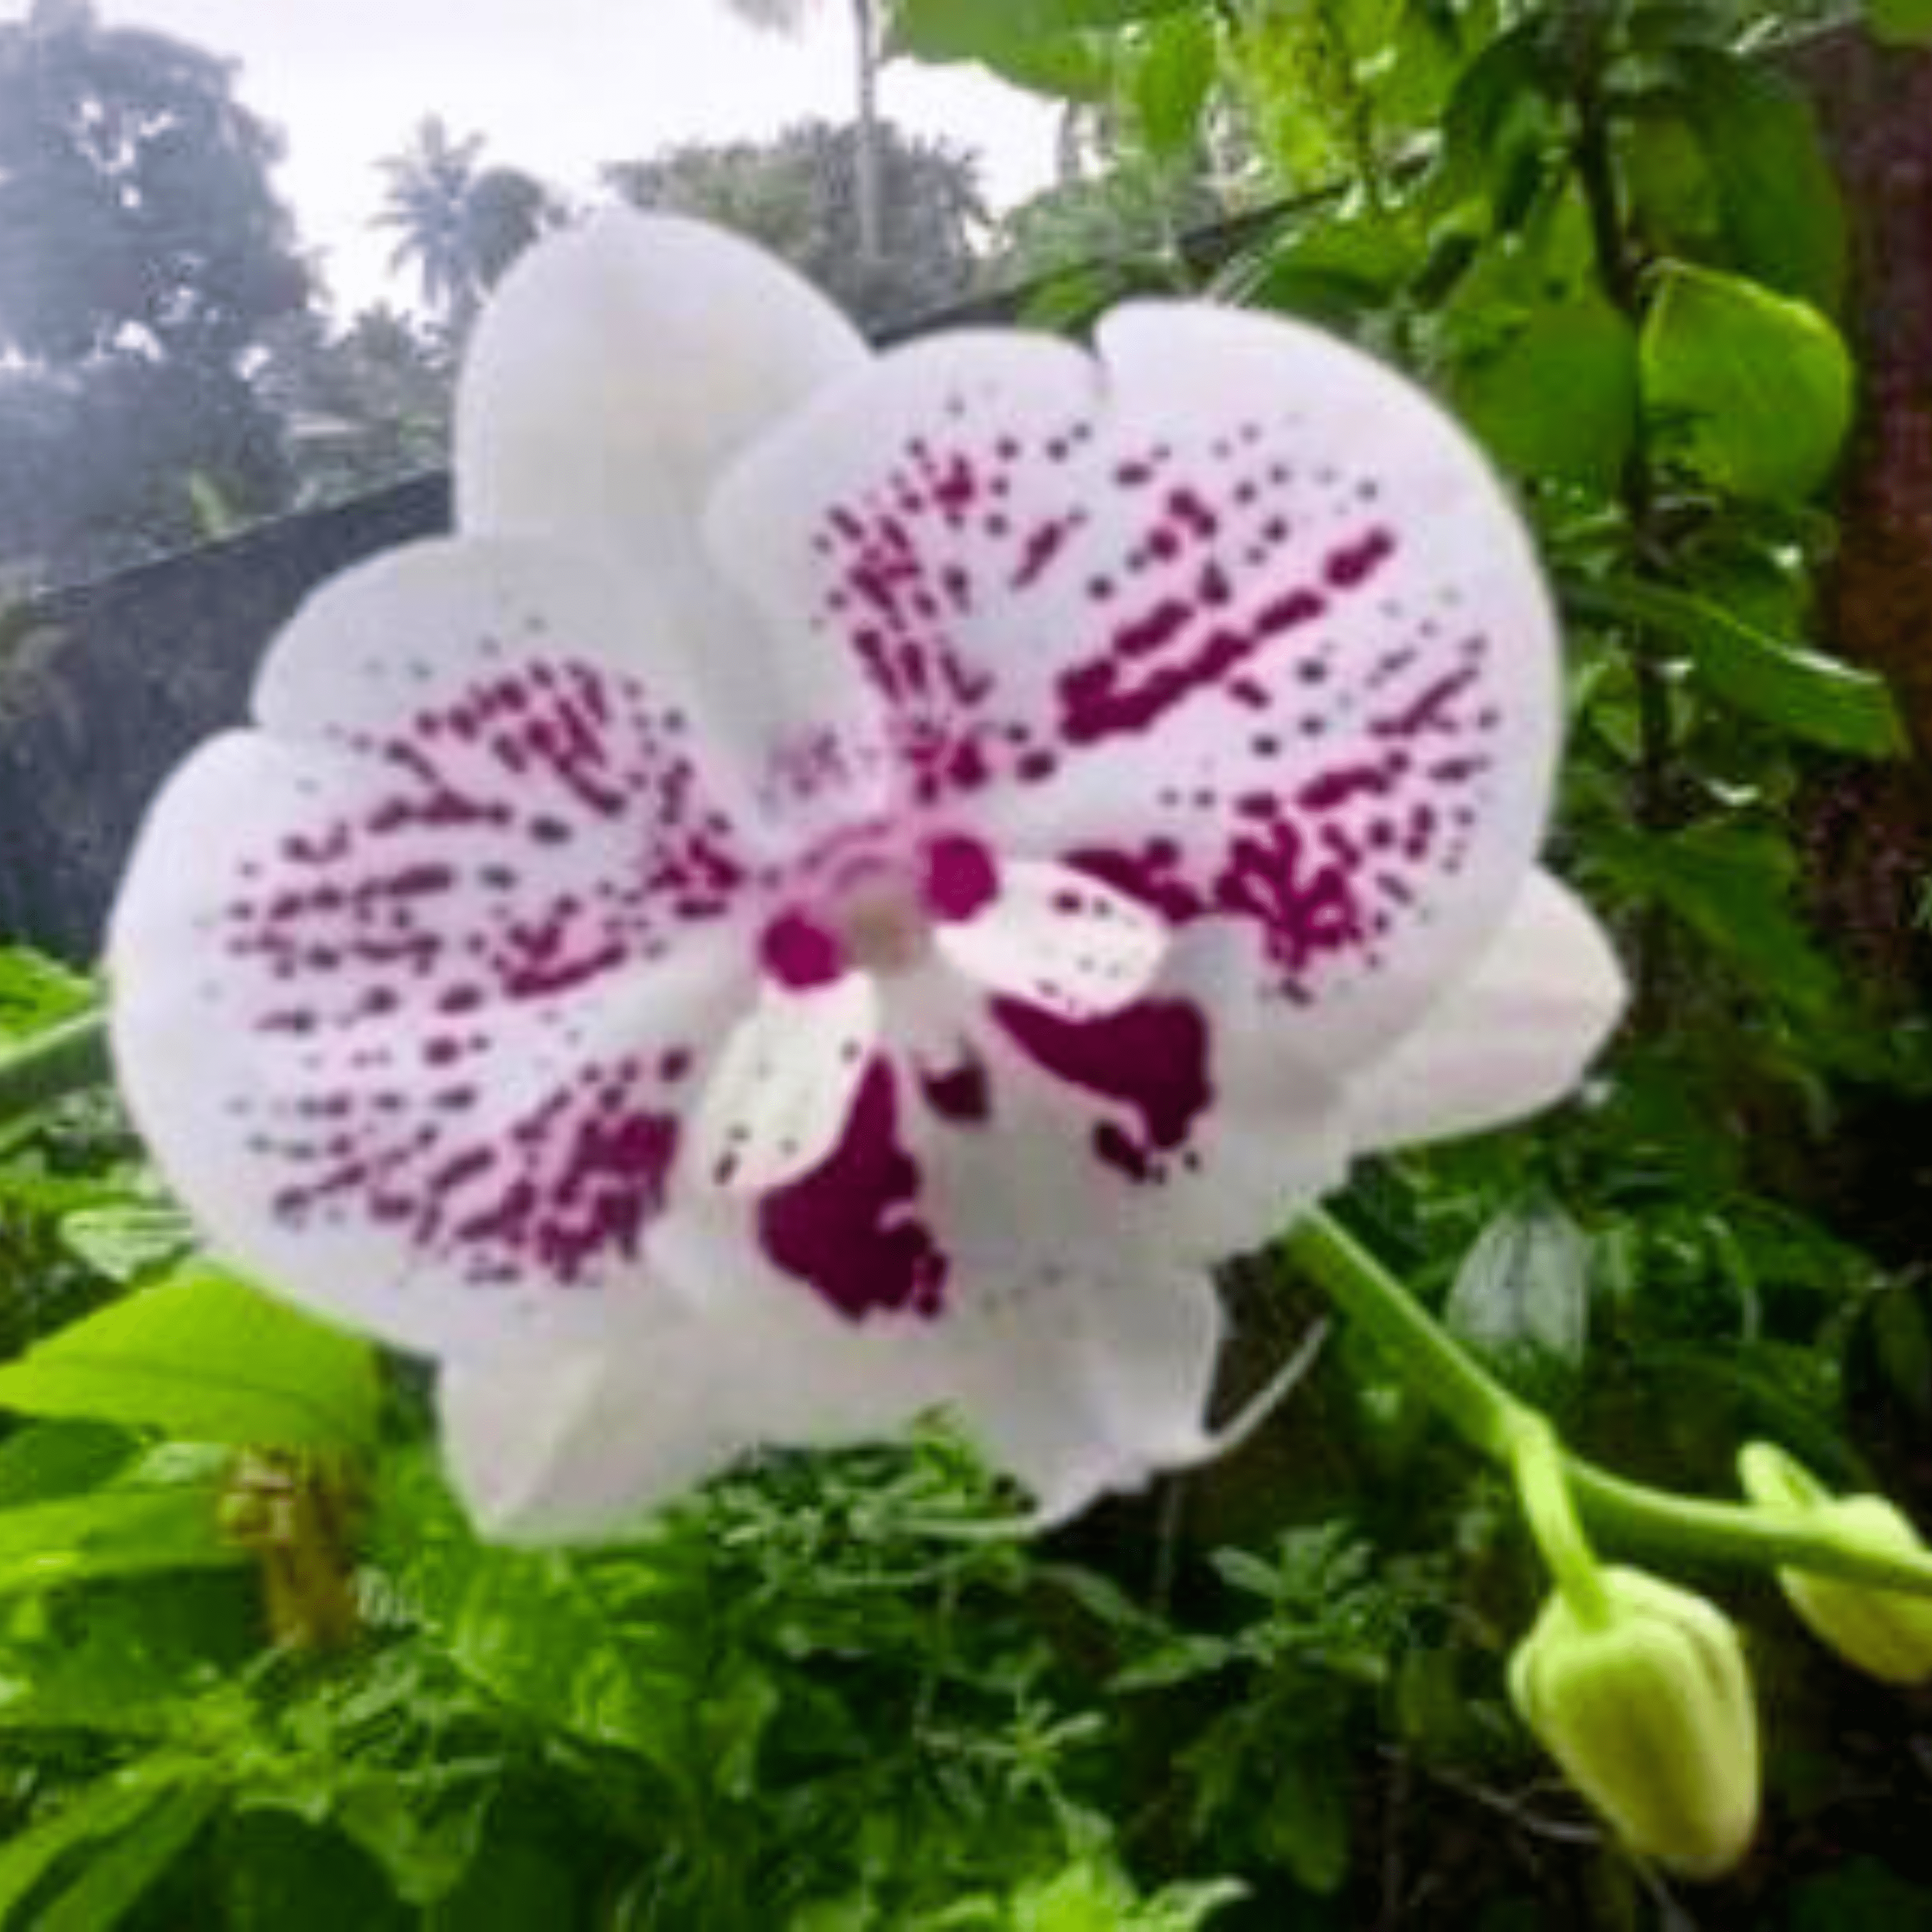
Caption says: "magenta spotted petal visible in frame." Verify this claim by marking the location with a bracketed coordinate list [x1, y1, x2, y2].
[111, 539, 757, 1353]
[109, 211, 1624, 1531]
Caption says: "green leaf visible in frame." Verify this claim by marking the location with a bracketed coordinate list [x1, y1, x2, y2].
[1568, 576, 1907, 758]
[31, 1781, 218, 1932]
[0, 1266, 382, 1456]
[1444, 1198, 1590, 1396]
[1639, 263, 1853, 501]
[1255, 1747, 1350, 1894]
[0, 1419, 134, 1506]
[1868, 0, 1932, 46]
[1010, 1860, 1241, 1931]
[59, 1202, 195, 1282]
[0, 949, 96, 1044]
[890, 0, 1190, 65]
[0, 1479, 242, 1595]
[1597, 821, 1846, 1021]
[1128, 14, 1216, 162]
[0, 1759, 212, 1929]
[1677, 50, 1846, 314]
[952, 27, 1120, 101]
[1453, 295, 1638, 490]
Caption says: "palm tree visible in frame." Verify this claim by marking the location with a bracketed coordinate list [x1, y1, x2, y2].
[374, 116, 487, 327]
[723, 0, 883, 264]
[375, 120, 563, 333]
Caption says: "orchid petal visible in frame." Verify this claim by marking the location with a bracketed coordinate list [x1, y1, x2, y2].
[457, 212, 884, 810]
[109, 539, 757, 1358]
[934, 930, 1355, 1267]
[440, 1291, 930, 1541]
[1345, 870, 1626, 1151]
[709, 306, 1557, 1087]
[689, 974, 880, 1193]
[934, 858, 1168, 1021]
[450, 1210, 1231, 1542]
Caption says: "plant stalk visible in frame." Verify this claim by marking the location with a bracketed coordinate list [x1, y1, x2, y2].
[1285, 1209, 1932, 1599]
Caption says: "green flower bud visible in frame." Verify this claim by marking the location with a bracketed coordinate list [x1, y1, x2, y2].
[1739, 1442, 1932, 1686]
[1509, 1567, 1759, 1879]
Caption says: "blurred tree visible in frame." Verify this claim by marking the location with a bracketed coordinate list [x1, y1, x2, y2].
[255, 305, 454, 506]
[375, 116, 486, 325]
[721, 0, 885, 263]
[376, 118, 567, 331]
[0, 0, 307, 366]
[0, 0, 308, 585]
[606, 117, 985, 326]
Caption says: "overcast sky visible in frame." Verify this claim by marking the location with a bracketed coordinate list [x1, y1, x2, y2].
[101, 0, 1058, 312]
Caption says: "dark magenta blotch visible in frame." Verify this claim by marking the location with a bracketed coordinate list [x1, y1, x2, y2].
[758, 1059, 947, 1321]
[922, 834, 999, 923]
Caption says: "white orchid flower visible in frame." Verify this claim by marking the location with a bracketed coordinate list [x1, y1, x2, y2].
[109, 212, 1622, 1536]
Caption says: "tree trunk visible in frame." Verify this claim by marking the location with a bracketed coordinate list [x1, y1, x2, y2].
[852, 0, 882, 262]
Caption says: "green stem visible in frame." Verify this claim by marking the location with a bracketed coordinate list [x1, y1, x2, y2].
[0, 1008, 110, 1119]
[1283, 1209, 1529, 1460]
[1285, 1210, 1932, 1600]
[1510, 1412, 1612, 1627]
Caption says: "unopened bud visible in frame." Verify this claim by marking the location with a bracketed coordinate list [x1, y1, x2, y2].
[1509, 1567, 1759, 1878]
[1739, 1442, 1932, 1686]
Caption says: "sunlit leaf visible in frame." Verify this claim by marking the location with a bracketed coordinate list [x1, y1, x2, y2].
[1639, 263, 1853, 501]
[0, 1265, 381, 1455]
[1128, 14, 1216, 162]
[0, 1479, 242, 1596]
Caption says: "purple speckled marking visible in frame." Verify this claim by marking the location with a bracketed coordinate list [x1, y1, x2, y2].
[758, 1059, 947, 1319]
[216, 651, 750, 1289]
[789, 385, 1508, 1012]
[993, 996, 1212, 1184]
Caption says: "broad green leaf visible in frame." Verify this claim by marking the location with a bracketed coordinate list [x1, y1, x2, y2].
[1453, 295, 1637, 490]
[1639, 263, 1853, 501]
[1868, 0, 1932, 45]
[0, 1758, 211, 1927]
[950, 26, 1119, 101]
[1569, 576, 1907, 758]
[0, 1480, 242, 1595]
[889, 0, 1190, 64]
[31, 1780, 219, 1932]
[0, 1265, 381, 1456]
[1678, 50, 1846, 314]
[1128, 14, 1217, 162]
[1444, 1198, 1590, 1397]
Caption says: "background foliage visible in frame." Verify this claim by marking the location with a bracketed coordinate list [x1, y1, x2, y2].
[5, 0, 1932, 1926]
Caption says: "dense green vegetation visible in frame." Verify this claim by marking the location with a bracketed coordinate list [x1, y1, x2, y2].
[5, 0, 1932, 1926]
